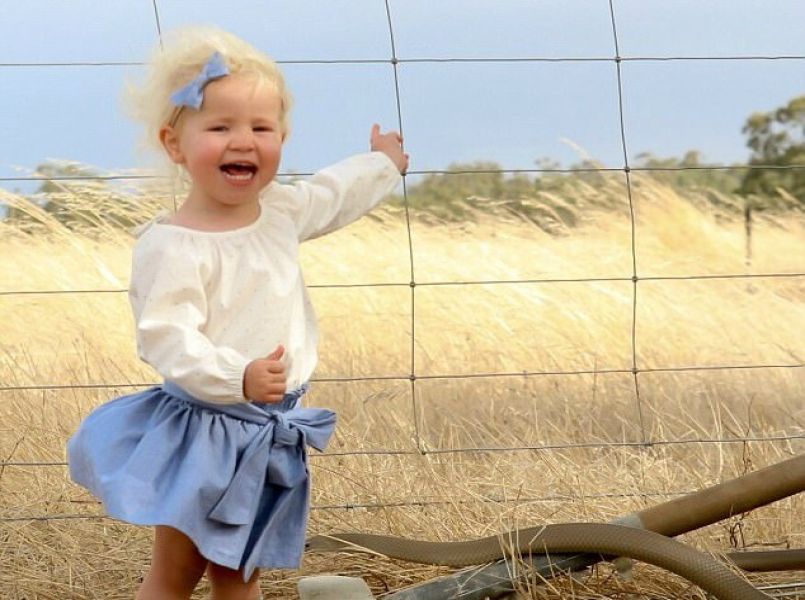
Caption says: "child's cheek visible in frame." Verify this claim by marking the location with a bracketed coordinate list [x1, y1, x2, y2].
[196, 140, 224, 168]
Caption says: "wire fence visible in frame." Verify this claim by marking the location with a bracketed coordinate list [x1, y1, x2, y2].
[1, 0, 803, 526]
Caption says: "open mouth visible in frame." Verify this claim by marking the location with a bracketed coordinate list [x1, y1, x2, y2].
[220, 162, 258, 181]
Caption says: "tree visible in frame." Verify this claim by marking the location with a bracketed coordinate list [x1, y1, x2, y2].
[740, 95, 805, 204]
[634, 150, 743, 193]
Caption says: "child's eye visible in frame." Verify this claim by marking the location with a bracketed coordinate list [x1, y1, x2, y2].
[254, 126, 273, 133]
[209, 126, 228, 132]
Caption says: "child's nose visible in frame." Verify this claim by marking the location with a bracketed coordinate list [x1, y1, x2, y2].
[229, 127, 255, 150]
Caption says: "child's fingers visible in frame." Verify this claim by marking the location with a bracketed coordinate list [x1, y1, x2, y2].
[254, 383, 287, 403]
[269, 382, 287, 394]
[266, 361, 285, 374]
[371, 125, 405, 145]
[265, 344, 284, 361]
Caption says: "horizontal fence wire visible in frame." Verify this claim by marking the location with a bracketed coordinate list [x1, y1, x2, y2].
[3, 272, 805, 297]
[1, 361, 804, 393]
[3, 54, 805, 68]
[3, 163, 805, 183]
[3, 433, 805, 469]
[1, 0, 803, 528]
[2, 485, 796, 523]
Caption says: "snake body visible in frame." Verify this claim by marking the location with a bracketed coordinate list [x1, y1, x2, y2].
[307, 522, 772, 600]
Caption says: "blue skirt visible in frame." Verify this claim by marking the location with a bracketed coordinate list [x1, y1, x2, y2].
[67, 382, 336, 580]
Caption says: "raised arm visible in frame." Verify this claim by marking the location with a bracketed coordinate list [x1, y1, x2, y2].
[283, 125, 407, 241]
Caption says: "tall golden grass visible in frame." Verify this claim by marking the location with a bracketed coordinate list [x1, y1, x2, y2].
[0, 173, 803, 599]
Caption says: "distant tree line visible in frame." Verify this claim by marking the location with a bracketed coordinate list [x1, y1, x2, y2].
[393, 94, 804, 224]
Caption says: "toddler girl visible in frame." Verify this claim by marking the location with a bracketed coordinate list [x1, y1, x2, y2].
[67, 25, 407, 600]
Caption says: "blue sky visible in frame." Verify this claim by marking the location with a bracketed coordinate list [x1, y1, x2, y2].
[1, 0, 804, 190]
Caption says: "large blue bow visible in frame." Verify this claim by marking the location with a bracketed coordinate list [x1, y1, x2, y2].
[207, 404, 336, 526]
[170, 51, 230, 110]
[160, 381, 336, 527]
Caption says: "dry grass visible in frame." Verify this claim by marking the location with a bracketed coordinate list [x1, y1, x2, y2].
[0, 174, 804, 599]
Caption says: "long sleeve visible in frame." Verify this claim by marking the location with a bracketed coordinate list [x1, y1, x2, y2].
[129, 231, 250, 404]
[283, 151, 401, 242]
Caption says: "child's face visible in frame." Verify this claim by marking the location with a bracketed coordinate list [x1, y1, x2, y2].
[163, 74, 284, 211]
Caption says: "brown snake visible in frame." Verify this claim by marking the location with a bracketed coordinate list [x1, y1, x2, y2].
[307, 522, 774, 600]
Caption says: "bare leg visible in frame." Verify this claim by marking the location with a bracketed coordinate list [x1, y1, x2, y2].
[136, 526, 208, 600]
[207, 562, 261, 600]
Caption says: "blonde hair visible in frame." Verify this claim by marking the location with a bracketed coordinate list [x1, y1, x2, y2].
[124, 26, 292, 163]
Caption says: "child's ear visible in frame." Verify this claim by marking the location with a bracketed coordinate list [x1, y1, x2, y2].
[159, 125, 184, 164]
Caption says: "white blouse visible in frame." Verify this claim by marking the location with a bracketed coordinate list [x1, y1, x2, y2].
[129, 151, 401, 404]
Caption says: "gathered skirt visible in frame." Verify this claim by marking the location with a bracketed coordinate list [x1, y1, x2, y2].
[67, 382, 336, 580]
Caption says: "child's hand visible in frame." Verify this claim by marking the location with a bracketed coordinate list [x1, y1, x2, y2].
[371, 124, 409, 174]
[243, 345, 287, 403]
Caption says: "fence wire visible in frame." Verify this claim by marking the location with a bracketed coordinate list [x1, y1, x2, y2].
[1, 0, 803, 524]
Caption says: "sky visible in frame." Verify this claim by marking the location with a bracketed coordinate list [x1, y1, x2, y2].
[1, 0, 804, 192]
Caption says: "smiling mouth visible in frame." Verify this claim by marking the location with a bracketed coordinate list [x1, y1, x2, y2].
[220, 163, 258, 181]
